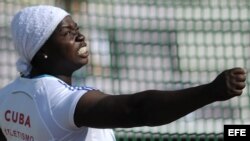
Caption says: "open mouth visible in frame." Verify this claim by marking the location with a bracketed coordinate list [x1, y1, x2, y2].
[78, 47, 88, 55]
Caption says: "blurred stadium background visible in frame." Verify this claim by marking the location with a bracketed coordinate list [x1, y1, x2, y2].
[0, 0, 249, 140]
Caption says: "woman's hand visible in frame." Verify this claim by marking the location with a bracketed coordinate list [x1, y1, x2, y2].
[208, 67, 246, 101]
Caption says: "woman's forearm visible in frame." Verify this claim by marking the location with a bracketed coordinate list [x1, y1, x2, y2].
[128, 84, 213, 126]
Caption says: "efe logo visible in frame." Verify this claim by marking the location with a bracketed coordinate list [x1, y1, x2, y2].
[224, 125, 249, 140]
[228, 129, 246, 136]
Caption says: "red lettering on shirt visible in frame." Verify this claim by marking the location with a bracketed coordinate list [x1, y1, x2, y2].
[4, 110, 11, 121]
[4, 128, 34, 141]
[25, 116, 31, 128]
[4, 110, 31, 128]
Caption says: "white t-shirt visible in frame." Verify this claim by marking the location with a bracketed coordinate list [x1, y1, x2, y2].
[0, 75, 116, 141]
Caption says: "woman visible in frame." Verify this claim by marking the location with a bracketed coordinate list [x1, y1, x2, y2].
[0, 5, 246, 141]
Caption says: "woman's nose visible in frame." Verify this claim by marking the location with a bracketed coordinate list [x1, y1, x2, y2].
[76, 33, 85, 41]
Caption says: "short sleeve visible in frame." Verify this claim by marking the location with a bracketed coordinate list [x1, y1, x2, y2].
[53, 90, 86, 130]
[48, 80, 95, 130]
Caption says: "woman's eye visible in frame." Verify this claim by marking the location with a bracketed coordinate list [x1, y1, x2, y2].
[64, 31, 71, 36]
[63, 28, 78, 38]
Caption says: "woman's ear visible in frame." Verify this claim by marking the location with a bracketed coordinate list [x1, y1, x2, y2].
[30, 45, 49, 67]
[39, 42, 51, 59]
[37, 47, 49, 59]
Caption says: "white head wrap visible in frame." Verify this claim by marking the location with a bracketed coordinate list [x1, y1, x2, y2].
[11, 5, 69, 76]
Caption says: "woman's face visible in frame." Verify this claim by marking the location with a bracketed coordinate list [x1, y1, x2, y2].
[44, 15, 88, 72]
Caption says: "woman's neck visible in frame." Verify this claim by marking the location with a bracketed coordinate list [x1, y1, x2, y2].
[30, 68, 73, 85]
